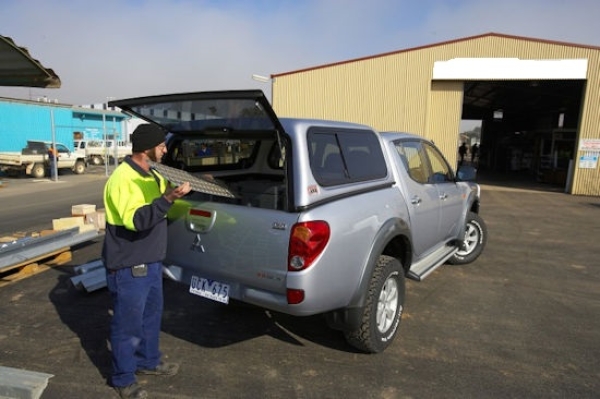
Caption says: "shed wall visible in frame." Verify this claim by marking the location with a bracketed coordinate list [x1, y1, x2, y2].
[427, 81, 464, 167]
[0, 102, 70, 151]
[0, 100, 126, 152]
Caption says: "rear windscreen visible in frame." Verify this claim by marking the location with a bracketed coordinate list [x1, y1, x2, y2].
[128, 98, 276, 133]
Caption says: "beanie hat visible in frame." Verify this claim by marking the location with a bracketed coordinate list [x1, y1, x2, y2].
[131, 124, 166, 153]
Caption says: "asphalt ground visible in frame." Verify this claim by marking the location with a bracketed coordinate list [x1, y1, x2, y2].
[0, 170, 599, 398]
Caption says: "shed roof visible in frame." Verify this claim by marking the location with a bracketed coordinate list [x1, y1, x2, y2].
[273, 32, 600, 78]
[0, 35, 61, 88]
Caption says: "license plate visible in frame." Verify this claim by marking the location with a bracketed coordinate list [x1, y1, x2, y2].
[189, 275, 230, 304]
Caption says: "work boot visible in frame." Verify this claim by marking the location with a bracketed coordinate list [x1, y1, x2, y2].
[136, 362, 180, 377]
[114, 382, 148, 399]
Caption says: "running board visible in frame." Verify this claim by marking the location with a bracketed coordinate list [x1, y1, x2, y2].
[407, 246, 458, 281]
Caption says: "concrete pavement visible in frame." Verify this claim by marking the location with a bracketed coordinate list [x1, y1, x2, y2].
[0, 176, 599, 398]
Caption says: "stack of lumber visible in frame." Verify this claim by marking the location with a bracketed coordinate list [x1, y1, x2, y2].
[0, 203, 104, 287]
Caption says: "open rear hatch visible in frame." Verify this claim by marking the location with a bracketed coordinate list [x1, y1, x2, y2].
[109, 90, 288, 199]
[108, 89, 284, 138]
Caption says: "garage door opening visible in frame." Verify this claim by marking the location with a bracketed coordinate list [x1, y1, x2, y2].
[459, 119, 482, 166]
[461, 79, 585, 191]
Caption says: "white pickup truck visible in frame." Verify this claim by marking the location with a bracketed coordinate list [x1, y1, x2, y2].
[110, 90, 488, 354]
[74, 139, 132, 165]
[0, 140, 86, 178]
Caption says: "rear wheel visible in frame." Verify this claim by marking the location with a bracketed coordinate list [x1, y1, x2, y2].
[31, 163, 45, 178]
[344, 255, 405, 353]
[90, 155, 102, 165]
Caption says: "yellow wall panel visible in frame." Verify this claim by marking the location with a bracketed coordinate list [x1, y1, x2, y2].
[427, 81, 464, 168]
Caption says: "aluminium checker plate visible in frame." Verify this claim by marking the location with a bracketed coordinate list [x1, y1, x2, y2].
[149, 161, 236, 198]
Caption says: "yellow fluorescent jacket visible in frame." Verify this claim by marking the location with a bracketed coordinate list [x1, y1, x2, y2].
[101, 157, 173, 270]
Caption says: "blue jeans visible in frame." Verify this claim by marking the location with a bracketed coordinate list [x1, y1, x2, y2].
[106, 262, 164, 387]
[49, 159, 57, 178]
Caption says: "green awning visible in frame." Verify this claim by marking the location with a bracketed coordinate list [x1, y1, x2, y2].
[0, 35, 61, 88]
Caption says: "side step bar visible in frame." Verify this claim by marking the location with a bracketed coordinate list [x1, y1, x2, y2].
[407, 245, 457, 281]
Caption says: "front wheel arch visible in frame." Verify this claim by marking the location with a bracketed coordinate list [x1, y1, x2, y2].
[448, 211, 487, 265]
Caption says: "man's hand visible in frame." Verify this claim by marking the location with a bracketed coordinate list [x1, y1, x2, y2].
[164, 181, 192, 203]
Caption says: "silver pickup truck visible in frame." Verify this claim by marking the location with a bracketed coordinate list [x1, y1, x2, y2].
[110, 90, 487, 353]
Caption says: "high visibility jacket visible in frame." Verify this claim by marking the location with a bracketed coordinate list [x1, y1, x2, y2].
[102, 157, 173, 270]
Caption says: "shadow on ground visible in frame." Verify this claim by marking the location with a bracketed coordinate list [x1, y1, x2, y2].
[48, 268, 358, 380]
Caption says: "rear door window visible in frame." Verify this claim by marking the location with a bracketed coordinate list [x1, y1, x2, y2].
[308, 127, 387, 186]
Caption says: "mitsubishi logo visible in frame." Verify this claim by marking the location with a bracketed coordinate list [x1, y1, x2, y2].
[191, 234, 205, 252]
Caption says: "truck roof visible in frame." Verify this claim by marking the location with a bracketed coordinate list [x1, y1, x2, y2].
[279, 117, 373, 134]
[380, 131, 431, 143]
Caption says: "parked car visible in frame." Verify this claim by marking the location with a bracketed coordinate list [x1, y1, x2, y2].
[74, 139, 132, 165]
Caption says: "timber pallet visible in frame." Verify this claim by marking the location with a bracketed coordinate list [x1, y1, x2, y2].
[0, 227, 100, 288]
[0, 247, 72, 287]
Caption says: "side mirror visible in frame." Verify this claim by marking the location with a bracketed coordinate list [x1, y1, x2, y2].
[457, 165, 477, 181]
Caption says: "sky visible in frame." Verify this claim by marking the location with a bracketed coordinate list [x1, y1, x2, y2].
[1, 0, 599, 110]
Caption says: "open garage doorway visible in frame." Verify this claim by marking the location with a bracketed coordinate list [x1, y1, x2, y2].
[461, 79, 585, 191]
[459, 119, 482, 166]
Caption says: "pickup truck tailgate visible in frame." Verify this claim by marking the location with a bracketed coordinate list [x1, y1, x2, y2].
[164, 201, 299, 304]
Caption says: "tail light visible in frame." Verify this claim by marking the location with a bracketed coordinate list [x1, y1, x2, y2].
[288, 221, 330, 271]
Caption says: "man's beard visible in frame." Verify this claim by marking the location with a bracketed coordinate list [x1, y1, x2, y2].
[145, 149, 160, 162]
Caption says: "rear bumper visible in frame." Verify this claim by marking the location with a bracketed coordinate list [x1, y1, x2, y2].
[163, 263, 338, 317]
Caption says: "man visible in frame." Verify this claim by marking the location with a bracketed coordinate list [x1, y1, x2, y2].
[458, 142, 468, 165]
[102, 124, 191, 399]
[471, 143, 479, 164]
[47, 144, 58, 179]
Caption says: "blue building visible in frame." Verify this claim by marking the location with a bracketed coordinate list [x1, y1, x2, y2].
[0, 97, 128, 152]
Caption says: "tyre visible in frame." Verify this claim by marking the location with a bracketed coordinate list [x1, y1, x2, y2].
[344, 255, 405, 353]
[90, 155, 102, 165]
[31, 163, 45, 178]
[73, 160, 86, 174]
[448, 212, 487, 265]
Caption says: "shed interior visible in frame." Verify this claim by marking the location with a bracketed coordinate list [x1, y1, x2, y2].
[460, 79, 585, 188]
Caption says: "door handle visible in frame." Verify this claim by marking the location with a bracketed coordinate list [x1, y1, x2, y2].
[411, 195, 422, 205]
[439, 193, 448, 200]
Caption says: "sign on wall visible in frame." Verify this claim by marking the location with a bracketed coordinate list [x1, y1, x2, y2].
[579, 153, 598, 169]
[579, 139, 600, 151]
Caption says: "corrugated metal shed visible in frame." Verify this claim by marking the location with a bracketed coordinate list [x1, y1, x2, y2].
[272, 32, 600, 196]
